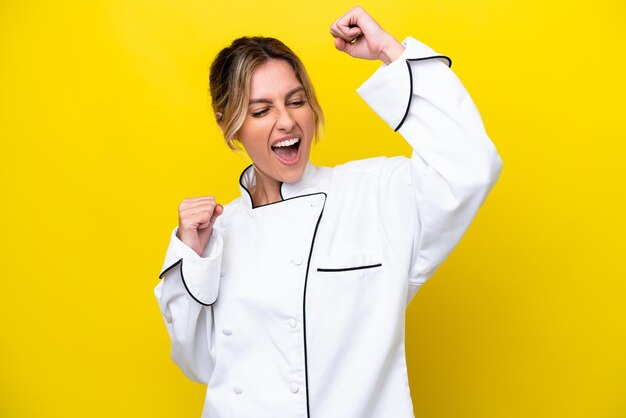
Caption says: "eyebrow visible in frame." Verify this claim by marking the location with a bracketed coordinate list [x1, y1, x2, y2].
[248, 86, 305, 105]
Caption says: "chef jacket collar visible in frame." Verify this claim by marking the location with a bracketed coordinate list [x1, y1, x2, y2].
[238, 161, 327, 209]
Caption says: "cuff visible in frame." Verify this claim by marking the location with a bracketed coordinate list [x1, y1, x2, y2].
[159, 227, 223, 306]
[356, 36, 452, 131]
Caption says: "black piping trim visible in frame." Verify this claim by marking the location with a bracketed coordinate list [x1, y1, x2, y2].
[159, 258, 182, 279]
[394, 55, 453, 132]
[408, 55, 452, 68]
[317, 263, 382, 273]
[279, 182, 285, 201]
[244, 191, 326, 209]
[302, 192, 327, 418]
[238, 164, 255, 206]
[238, 164, 302, 209]
[158, 258, 214, 307]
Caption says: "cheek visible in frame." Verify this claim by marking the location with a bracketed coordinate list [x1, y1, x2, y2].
[299, 108, 316, 136]
[239, 119, 271, 147]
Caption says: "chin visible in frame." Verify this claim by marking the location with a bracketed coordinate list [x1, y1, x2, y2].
[279, 164, 307, 184]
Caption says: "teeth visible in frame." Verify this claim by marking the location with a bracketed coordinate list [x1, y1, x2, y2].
[272, 137, 300, 148]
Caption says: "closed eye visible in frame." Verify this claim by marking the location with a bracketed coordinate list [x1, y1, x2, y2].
[288, 100, 306, 108]
[251, 108, 270, 118]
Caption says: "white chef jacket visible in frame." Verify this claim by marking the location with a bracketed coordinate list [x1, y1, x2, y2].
[155, 36, 502, 418]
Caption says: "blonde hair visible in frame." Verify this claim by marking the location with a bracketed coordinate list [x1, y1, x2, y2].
[209, 37, 324, 149]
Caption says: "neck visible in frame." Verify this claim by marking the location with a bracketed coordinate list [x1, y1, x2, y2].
[251, 167, 282, 206]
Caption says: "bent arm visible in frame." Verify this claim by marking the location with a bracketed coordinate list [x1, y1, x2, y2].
[357, 37, 503, 299]
[154, 228, 223, 383]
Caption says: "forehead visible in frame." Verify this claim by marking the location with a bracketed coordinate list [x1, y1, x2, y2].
[249, 59, 302, 98]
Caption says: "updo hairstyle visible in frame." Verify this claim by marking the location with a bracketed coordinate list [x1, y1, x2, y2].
[209, 36, 324, 149]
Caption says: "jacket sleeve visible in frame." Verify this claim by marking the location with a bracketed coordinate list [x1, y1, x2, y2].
[357, 36, 503, 302]
[154, 227, 224, 383]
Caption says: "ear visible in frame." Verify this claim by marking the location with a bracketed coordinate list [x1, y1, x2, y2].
[215, 112, 224, 130]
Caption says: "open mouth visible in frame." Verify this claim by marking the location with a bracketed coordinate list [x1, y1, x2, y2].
[271, 137, 301, 164]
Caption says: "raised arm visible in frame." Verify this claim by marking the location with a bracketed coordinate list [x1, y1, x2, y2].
[333, 6, 503, 300]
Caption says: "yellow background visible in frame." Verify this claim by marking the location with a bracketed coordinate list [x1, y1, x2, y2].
[1, 0, 625, 417]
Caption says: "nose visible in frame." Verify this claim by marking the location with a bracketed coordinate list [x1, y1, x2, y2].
[276, 108, 296, 132]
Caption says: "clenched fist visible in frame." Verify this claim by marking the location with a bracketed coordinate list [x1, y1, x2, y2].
[177, 196, 223, 256]
[330, 6, 404, 65]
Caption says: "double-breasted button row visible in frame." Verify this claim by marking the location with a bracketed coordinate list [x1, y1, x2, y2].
[227, 312, 302, 397]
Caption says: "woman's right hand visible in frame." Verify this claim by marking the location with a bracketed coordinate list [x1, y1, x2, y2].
[177, 196, 223, 256]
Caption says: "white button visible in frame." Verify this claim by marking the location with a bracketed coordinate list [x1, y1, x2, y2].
[291, 256, 303, 266]
[290, 382, 299, 393]
[220, 268, 227, 278]
[233, 385, 243, 394]
[222, 329, 232, 336]
[165, 312, 172, 324]
[288, 318, 297, 329]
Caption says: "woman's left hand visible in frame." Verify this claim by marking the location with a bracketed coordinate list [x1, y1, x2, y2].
[330, 6, 404, 65]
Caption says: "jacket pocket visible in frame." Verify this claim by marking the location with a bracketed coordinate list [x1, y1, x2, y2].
[316, 253, 383, 277]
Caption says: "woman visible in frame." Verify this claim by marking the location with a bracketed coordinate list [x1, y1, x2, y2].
[156, 6, 502, 418]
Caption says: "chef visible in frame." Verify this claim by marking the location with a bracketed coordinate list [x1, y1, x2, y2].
[155, 6, 502, 418]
